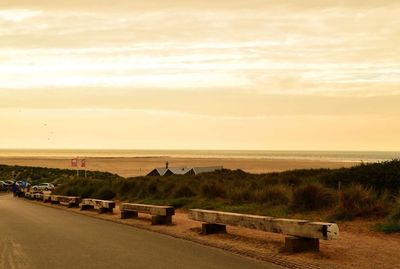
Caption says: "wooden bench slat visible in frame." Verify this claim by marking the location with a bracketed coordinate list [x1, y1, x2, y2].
[80, 198, 116, 209]
[189, 209, 339, 240]
[120, 203, 174, 216]
[119, 203, 174, 225]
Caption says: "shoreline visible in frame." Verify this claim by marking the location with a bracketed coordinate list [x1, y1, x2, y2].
[0, 149, 398, 163]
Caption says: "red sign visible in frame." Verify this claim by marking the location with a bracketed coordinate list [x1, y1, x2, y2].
[71, 159, 78, 167]
[81, 159, 86, 168]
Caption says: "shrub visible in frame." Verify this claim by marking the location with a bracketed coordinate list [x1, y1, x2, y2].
[279, 175, 302, 187]
[147, 180, 158, 194]
[333, 184, 389, 220]
[228, 188, 252, 202]
[200, 181, 226, 199]
[292, 183, 336, 211]
[375, 198, 400, 233]
[119, 181, 136, 195]
[65, 186, 80, 197]
[169, 197, 193, 208]
[80, 186, 96, 198]
[93, 187, 116, 200]
[254, 185, 290, 205]
[320, 160, 400, 194]
[162, 181, 176, 197]
[173, 185, 195, 198]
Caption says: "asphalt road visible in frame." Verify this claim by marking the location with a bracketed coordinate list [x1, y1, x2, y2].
[0, 194, 282, 269]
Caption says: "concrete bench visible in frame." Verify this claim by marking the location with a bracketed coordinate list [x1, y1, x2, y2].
[57, 196, 81, 207]
[34, 193, 43, 200]
[189, 209, 339, 252]
[50, 195, 60, 204]
[120, 203, 175, 225]
[79, 198, 115, 213]
[24, 192, 33, 199]
[24, 192, 38, 199]
[43, 194, 52, 203]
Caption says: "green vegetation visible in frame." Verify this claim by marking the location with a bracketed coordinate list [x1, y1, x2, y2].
[292, 183, 336, 211]
[332, 184, 389, 221]
[0, 164, 122, 186]
[375, 199, 400, 233]
[3, 160, 400, 232]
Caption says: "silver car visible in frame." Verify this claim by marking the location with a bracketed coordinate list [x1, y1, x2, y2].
[32, 183, 55, 192]
[0, 180, 10, 191]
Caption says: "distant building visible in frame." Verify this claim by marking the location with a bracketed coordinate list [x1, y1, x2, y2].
[146, 165, 223, 176]
[146, 167, 169, 176]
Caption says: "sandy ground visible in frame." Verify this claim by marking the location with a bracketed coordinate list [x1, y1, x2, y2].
[24, 198, 400, 269]
[0, 157, 357, 177]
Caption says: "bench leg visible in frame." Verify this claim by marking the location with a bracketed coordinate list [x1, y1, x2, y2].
[80, 204, 91, 211]
[98, 207, 113, 214]
[152, 215, 172, 225]
[121, 211, 138, 219]
[201, 223, 226, 234]
[68, 202, 79, 208]
[285, 236, 319, 253]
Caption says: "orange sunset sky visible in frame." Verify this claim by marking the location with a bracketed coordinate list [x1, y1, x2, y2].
[1, 0, 399, 150]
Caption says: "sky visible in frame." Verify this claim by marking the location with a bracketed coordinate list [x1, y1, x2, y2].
[1, 0, 400, 150]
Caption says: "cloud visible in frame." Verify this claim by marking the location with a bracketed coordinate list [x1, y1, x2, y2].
[0, 9, 42, 22]
[1, 89, 400, 119]
[0, 1, 400, 150]
[0, 4, 399, 95]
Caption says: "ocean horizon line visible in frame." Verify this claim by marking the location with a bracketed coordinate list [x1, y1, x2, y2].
[0, 148, 399, 163]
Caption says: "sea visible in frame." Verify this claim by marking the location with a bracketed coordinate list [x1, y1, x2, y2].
[0, 149, 399, 163]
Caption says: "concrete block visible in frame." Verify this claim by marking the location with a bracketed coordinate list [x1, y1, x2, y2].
[201, 223, 227, 234]
[285, 236, 319, 252]
[121, 211, 138, 219]
[120, 203, 174, 217]
[189, 209, 339, 240]
[80, 204, 91, 211]
[151, 215, 172, 225]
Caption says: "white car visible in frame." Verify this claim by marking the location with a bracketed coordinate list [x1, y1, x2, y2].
[32, 183, 55, 192]
[0, 180, 10, 191]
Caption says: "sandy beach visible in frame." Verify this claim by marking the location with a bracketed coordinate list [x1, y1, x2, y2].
[0, 156, 358, 177]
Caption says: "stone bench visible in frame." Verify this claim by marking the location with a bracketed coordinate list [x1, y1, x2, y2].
[24, 192, 39, 199]
[120, 203, 175, 225]
[43, 194, 52, 203]
[34, 193, 43, 200]
[48, 195, 80, 207]
[189, 209, 339, 252]
[57, 196, 81, 207]
[79, 198, 115, 213]
[50, 195, 60, 204]
[24, 192, 33, 199]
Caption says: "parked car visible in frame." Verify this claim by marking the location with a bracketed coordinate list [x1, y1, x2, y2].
[4, 180, 15, 185]
[32, 183, 55, 192]
[0, 180, 10, 191]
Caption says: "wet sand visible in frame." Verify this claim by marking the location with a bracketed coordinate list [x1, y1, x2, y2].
[0, 156, 358, 177]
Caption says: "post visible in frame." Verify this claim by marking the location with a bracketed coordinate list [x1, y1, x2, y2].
[285, 236, 320, 252]
[81, 158, 86, 178]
